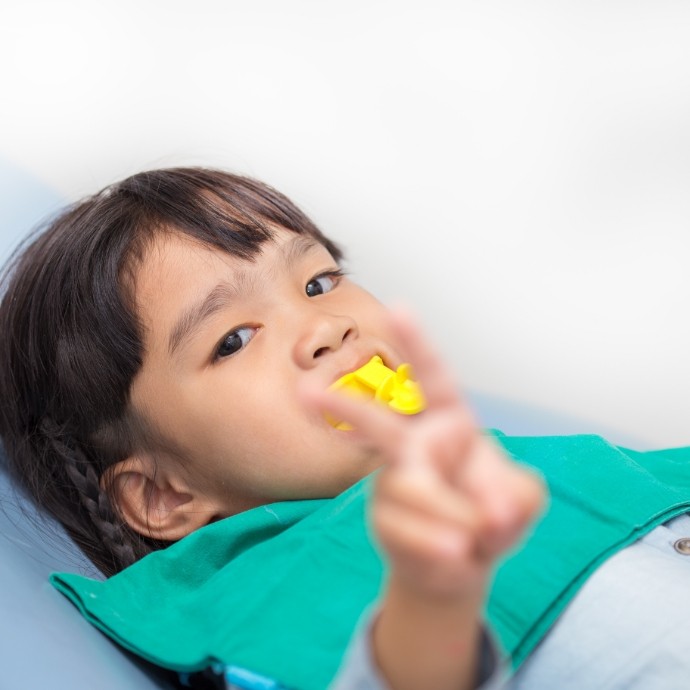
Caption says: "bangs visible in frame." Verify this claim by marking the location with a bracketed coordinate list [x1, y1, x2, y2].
[117, 168, 343, 263]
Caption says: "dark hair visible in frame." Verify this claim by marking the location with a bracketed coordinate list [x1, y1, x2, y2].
[0, 167, 342, 577]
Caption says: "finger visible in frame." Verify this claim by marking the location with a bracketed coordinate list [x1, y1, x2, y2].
[387, 307, 466, 411]
[376, 463, 481, 532]
[299, 381, 406, 459]
[481, 465, 545, 557]
[398, 410, 476, 482]
[374, 502, 491, 597]
[467, 440, 546, 557]
[374, 500, 475, 566]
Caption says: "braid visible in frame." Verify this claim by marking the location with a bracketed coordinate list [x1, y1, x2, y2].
[40, 418, 140, 573]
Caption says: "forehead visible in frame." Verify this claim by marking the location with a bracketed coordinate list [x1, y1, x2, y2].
[137, 231, 240, 289]
[131, 228, 328, 352]
[134, 227, 323, 291]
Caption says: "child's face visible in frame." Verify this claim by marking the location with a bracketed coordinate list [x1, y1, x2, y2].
[128, 227, 403, 516]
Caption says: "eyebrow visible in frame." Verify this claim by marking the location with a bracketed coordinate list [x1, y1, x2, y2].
[166, 236, 325, 357]
[168, 282, 240, 357]
[283, 235, 323, 270]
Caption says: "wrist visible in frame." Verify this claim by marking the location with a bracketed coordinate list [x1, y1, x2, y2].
[372, 576, 485, 690]
[386, 568, 488, 612]
[385, 573, 485, 633]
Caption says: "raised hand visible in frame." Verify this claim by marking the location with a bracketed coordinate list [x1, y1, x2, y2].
[307, 308, 544, 599]
[305, 308, 545, 690]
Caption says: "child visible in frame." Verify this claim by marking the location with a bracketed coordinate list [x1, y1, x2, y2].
[0, 168, 543, 690]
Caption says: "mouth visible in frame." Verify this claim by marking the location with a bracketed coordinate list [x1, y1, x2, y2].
[326, 353, 426, 431]
[324, 354, 384, 431]
[331, 352, 387, 387]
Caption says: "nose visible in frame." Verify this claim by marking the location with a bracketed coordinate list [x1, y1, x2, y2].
[292, 310, 358, 369]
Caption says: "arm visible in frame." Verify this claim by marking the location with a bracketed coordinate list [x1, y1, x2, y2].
[374, 578, 483, 690]
[307, 310, 544, 690]
[330, 608, 505, 690]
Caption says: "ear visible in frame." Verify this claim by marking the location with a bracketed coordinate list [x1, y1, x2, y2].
[103, 456, 219, 542]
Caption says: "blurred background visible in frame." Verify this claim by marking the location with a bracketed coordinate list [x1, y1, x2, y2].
[1, 0, 689, 447]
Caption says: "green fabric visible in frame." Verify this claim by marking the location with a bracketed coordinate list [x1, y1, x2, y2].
[486, 435, 690, 667]
[51, 434, 690, 689]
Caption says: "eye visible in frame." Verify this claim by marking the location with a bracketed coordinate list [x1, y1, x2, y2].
[215, 326, 257, 360]
[305, 270, 344, 297]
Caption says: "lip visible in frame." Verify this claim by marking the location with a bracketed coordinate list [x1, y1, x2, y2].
[331, 352, 382, 387]
[329, 342, 405, 387]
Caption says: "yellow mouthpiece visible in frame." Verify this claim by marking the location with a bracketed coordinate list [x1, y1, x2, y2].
[328, 355, 426, 430]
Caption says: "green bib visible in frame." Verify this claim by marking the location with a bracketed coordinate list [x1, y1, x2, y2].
[51, 434, 690, 689]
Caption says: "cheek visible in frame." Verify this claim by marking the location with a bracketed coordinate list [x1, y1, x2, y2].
[358, 300, 399, 346]
[195, 375, 299, 457]
[342, 289, 388, 327]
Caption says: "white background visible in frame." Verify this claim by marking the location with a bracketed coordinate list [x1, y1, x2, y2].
[1, 1, 689, 447]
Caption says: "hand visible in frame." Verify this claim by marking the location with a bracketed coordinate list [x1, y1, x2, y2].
[304, 308, 545, 601]
[306, 308, 545, 690]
